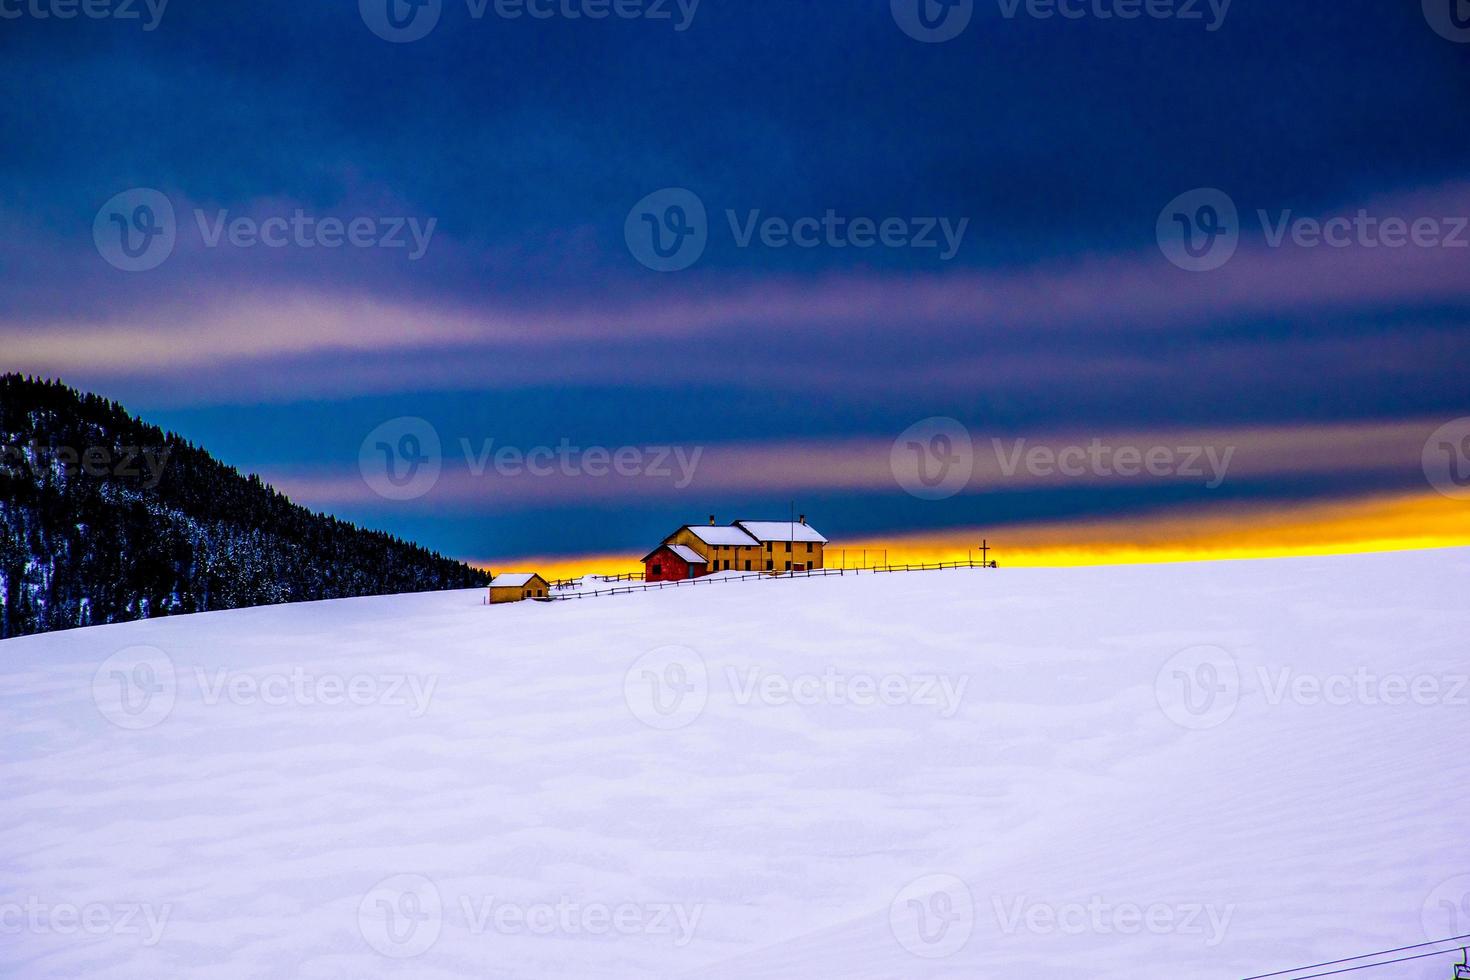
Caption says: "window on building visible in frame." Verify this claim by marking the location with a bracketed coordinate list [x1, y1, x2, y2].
[652, 564, 662, 575]
[784, 560, 791, 570]
[765, 559, 773, 570]
[523, 590, 531, 598]
[785, 541, 791, 552]
[744, 560, 751, 571]
[806, 542, 813, 553]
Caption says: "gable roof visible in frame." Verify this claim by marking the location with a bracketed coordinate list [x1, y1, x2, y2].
[490, 573, 543, 588]
[680, 525, 760, 547]
[735, 520, 829, 543]
[641, 543, 709, 564]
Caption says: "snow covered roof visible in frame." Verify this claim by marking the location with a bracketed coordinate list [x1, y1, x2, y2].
[490, 573, 541, 588]
[736, 520, 829, 543]
[683, 525, 760, 546]
[667, 545, 707, 564]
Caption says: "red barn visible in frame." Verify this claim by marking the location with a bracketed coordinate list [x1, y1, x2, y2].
[641, 544, 709, 582]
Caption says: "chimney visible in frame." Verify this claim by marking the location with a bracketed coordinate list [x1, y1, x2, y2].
[709, 514, 716, 525]
[799, 514, 807, 525]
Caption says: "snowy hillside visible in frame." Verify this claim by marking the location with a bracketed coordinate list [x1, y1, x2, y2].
[3, 549, 1469, 979]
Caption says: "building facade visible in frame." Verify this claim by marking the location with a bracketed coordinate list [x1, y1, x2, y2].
[643, 517, 829, 580]
[489, 573, 550, 603]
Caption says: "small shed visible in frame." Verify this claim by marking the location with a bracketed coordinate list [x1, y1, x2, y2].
[641, 544, 709, 583]
[489, 573, 550, 604]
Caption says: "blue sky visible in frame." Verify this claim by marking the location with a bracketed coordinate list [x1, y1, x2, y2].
[3, 0, 1469, 565]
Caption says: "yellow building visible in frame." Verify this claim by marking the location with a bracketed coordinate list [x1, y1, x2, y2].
[663, 518, 763, 573]
[489, 573, 550, 604]
[735, 518, 828, 572]
[659, 516, 829, 574]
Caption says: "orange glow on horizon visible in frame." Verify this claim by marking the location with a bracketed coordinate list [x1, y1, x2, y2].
[468, 491, 1470, 580]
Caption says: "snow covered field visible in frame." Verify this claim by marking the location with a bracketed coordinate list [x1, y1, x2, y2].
[2, 548, 1469, 979]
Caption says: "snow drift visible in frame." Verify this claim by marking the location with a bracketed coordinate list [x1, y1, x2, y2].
[2, 548, 1468, 979]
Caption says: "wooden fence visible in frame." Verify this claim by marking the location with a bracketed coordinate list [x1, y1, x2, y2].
[534, 559, 998, 602]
